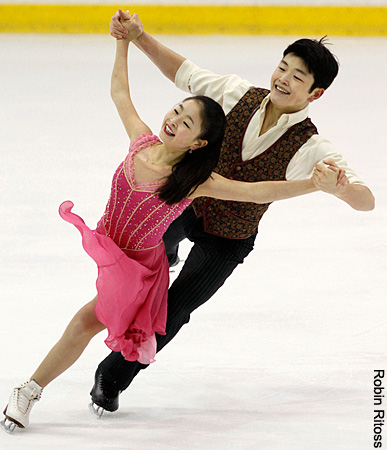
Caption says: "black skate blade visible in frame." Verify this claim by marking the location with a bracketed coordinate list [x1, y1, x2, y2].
[88, 402, 105, 419]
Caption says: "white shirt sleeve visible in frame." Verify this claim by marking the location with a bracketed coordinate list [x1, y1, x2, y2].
[286, 135, 367, 186]
[175, 60, 253, 115]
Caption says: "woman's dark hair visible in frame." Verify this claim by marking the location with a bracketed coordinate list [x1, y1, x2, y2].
[157, 95, 226, 205]
[283, 36, 339, 91]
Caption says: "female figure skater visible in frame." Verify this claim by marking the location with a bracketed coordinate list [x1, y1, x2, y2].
[1, 16, 341, 433]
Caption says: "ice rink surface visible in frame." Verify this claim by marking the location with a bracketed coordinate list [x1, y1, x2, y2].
[0, 33, 386, 450]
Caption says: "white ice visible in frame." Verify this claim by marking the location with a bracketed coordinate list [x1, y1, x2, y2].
[0, 34, 386, 450]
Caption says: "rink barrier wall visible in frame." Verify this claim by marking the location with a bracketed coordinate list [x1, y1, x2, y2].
[0, 5, 386, 36]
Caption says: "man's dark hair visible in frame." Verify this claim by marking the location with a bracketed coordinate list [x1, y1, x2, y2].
[283, 37, 339, 91]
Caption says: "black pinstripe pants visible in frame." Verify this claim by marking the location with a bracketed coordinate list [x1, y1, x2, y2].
[97, 206, 257, 391]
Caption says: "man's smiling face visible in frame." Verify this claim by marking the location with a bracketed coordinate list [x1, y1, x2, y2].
[269, 53, 324, 113]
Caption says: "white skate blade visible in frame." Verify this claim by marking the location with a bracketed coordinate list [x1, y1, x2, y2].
[88, 402, 105, 419]
[1, 418, 18, 434]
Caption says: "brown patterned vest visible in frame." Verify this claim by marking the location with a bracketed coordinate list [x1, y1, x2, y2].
[192, 87, 318, 239]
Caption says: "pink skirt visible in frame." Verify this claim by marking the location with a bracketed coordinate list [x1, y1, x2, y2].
[59, 201, 169, 364]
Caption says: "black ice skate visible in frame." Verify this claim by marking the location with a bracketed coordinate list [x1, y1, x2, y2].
[89, 368, 120, 418]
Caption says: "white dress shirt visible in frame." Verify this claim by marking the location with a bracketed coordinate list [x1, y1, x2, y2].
[175, 60, 365, 186]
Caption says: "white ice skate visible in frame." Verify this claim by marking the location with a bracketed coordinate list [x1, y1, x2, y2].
[1, 380, 43, 433]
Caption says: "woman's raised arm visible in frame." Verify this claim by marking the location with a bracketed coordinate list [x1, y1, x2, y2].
[111, 35, 151, 140]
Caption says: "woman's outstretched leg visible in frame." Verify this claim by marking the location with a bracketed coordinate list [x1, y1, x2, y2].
[2, 295, 105, 432]
[31, 295, 105, 388]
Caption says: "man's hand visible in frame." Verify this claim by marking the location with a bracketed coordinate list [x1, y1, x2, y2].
[312, 160, 349, 194]
[324, 159, 349, 189]
[110, 9, 144, 41]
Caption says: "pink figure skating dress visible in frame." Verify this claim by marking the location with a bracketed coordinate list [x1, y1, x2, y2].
[59, 134, 191, 364]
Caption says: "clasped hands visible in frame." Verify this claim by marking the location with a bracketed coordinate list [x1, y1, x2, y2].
[110, 9, 142, 41]
[312, 160, 349, 194]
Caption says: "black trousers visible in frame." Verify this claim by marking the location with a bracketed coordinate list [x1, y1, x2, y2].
[98, 206, 257, 391]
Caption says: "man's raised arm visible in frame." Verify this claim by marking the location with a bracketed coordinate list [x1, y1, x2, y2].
[110, 10, 185, 82]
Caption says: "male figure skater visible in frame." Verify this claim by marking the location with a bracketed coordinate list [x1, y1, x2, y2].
[89, 11, 375, 415]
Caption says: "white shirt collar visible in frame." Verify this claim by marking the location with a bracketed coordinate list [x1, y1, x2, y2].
[260, 94, 310, 129]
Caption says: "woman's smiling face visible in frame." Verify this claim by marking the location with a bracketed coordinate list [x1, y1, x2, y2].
[160, 99, 206, 151]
